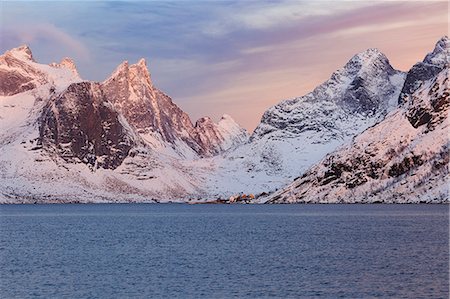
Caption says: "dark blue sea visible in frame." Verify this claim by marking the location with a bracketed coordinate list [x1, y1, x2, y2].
[0, 204, 448, 298]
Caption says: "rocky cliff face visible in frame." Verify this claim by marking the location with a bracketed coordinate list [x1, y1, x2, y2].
[38, 82, 135, 169]
[102, 60, 196, 146]
[266, 37, 449, 203]
[404, 36, 449, 129]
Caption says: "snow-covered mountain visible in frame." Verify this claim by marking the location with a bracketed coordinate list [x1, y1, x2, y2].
[201, 48, 406, 197]
[0, 46, 247, 202]
[0, 37, 447, 203]
[0, 45, 81, 96]
[265, 36, 449, 203]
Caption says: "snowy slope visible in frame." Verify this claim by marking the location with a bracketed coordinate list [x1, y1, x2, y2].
[265, 37, 449, 203]
[200, 48, 406, 198]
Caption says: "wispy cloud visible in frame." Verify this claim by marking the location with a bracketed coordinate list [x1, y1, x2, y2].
[2, 23, 90, 61]
[0, 23, 91, 62]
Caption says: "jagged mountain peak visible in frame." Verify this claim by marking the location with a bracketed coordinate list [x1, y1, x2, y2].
[129, 59, 152, 86]
[435, 35, 449, 48]
[7, 44, 34, 61]
[137, 58, 147, 67]
[341, 48, 393, 77]
[218, 114, 245, 131]
[49, 57, 80, 77]
[105, 58, 152, 87]
[423, 36, 449, 66]
[195, 114, 248, 136]
[106, 60, 129, 81]
[0, 44, 83, 96]
[353, 48, 384, 60]
[59, 57, 77, 69]
[266, 52, 449, 204]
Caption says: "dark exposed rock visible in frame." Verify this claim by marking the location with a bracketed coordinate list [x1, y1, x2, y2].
[405, 68, 449, 129]
[398, 63, 443, 105]
[39, 82, 134, 169]
[193, 117, 223, 155]
[399, 36, 449, 105]
[388, 155, 424, 178]
[407, 107, 433, 128]
[346, 172, 367, 189]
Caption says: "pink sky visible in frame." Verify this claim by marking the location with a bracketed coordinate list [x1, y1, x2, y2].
[1, 1, 448, 132]
[174, 1, 448, 132]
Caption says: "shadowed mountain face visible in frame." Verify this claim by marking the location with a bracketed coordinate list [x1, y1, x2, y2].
[404, 36, 449, 129]
[38, 82, 134, 169]
[399, 36, 449, 105]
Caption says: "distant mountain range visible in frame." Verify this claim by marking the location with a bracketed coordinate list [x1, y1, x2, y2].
[0, 37, 448, 203]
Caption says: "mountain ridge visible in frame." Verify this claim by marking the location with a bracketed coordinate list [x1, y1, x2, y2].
[0, 37, 447, 203]
[265, 37, 449, 203]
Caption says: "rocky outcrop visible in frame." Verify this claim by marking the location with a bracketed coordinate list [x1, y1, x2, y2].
[404, 36, 449, 129]
[49, 57, 80, 78]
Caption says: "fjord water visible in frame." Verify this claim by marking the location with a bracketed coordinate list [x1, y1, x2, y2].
[0, 204, 448, 298]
